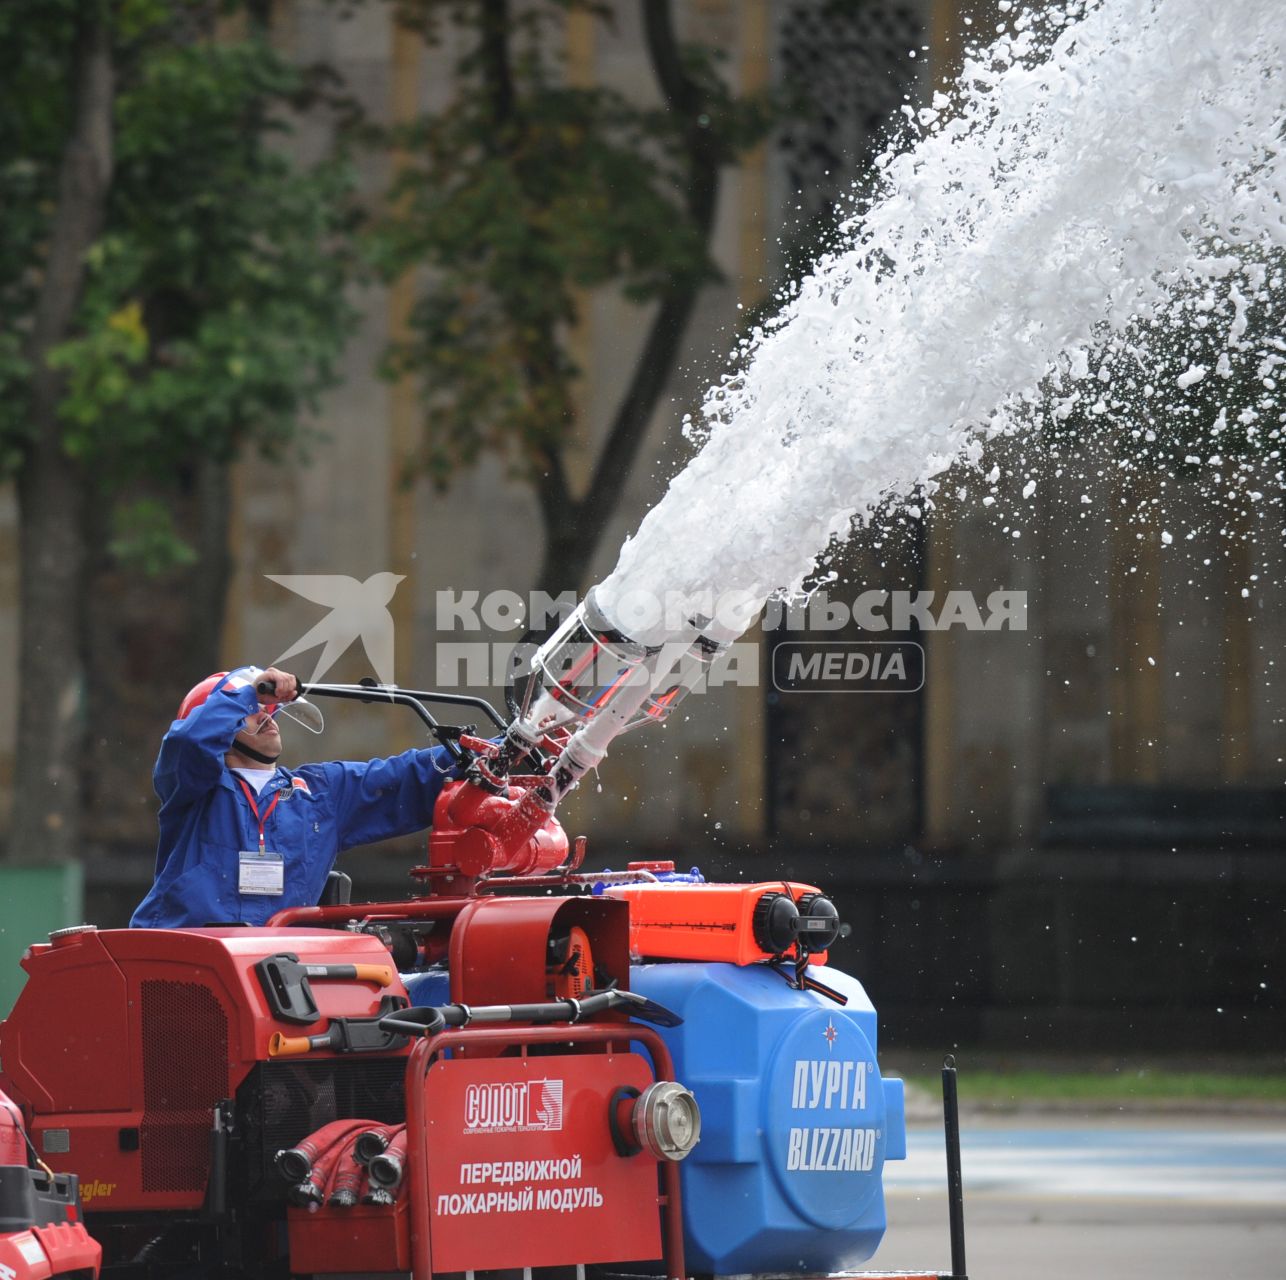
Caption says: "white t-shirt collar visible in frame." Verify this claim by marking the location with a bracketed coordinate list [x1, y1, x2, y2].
[230, 766, 278, 795]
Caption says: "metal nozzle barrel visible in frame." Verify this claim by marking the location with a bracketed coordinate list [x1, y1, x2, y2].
[498, 588, 730, 804]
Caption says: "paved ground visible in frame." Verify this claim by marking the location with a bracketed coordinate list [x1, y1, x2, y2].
[872, 1115, 1286, 1278]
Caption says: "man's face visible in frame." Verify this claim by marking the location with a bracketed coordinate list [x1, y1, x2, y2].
[235, 708, 282, 760]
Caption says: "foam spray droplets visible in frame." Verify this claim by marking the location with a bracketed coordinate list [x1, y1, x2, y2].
[598, 0, 1285, 644]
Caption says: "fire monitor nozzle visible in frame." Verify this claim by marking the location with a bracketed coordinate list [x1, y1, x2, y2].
[496, 589, 731, 811]
[510, 588, 659, 739]
[511, 591, 728, 738]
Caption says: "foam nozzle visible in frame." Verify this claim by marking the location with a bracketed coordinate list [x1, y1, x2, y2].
[508, 586, 656, 741]
[500, 587, 735, 806]
[509, 587, 736, 747]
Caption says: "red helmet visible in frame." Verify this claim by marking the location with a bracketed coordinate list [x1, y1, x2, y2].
[177, 673, 228, 720]
[177, 672, 277, 721]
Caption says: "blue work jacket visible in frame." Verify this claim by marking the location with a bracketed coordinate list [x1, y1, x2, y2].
[131, 670, 459, 928]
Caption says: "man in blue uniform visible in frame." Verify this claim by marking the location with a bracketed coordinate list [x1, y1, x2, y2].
[131, 666, 459, 928]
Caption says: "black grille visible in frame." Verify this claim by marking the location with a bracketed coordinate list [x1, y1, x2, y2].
[236, 1058, 407, 1197]
[140, 980, 229, 1193]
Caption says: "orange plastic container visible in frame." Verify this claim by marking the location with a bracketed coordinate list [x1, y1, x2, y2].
[604, 880, 828, 966]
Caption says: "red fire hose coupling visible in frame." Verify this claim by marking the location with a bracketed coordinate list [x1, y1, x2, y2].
[428, 779, 569, 879]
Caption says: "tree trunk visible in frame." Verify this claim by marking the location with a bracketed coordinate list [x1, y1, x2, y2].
[533, 0, 722, 600]
[8, 8, 114, 863]
[81, 463, 232, 851]
[186, 458, 234, 674]
[535, 512, 587, 617]
[77, 0, 233, 854]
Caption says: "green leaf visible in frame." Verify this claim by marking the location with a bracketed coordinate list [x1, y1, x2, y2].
[107, 497, 198, 576]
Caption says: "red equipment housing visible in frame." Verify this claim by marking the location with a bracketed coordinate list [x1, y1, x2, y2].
[0, 1222, 103, 1280]
[1, 925, 407, 1213]
[0, 895, 689, 1280]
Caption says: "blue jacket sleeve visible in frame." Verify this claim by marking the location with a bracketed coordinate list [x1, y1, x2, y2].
[313, 746, 463, 850]
[154, 670, 259, 808]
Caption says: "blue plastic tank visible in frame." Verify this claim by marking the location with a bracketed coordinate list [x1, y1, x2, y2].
[629, 960, 906, 1276]
[401, 966, 450, 1007]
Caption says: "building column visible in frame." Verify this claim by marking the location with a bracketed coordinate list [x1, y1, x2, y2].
[921, 0, 960, 848]
[1221, 512, 1252, 781]
[735, 0, 770, 837]
[1108, 469, 1164, 782]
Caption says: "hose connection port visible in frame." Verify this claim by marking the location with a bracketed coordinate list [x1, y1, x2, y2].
[612, 1081, 701, 1162]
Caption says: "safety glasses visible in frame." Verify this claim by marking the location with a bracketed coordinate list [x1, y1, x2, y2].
[245, 707, 279, 735]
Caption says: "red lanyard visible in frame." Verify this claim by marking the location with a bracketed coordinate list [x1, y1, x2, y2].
[236, 778, 282, 853]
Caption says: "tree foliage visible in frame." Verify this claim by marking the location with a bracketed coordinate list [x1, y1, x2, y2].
[0, 0, 357, 566]
[0, 0, 360, 859]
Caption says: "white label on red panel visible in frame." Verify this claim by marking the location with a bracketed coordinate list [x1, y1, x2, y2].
[12, 1234, 45, 1267]
[464, 1079, 564, 1134]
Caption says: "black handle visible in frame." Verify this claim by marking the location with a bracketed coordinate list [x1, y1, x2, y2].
[255, 953, 319, 1025]
[295, 683, 503, 765]
[942, 1054, 968, 1280]
[377, 988, 683, 1038]
[378, 1006, 447, 1038]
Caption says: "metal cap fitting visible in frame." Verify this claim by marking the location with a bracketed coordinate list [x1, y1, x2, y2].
[632, 1080, 701, 1161]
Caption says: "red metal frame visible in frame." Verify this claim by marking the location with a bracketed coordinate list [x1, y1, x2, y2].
[403, 1023, 686, 1280]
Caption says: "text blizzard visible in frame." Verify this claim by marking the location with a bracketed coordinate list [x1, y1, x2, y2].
[786, 1126, 877, 1173]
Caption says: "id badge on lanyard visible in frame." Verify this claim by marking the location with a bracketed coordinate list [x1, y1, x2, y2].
[239, 849, 285, 896]
[236, 778, 285, 896]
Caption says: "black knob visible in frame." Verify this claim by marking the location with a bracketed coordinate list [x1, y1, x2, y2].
[752, 892, 800, 955]
[795, 893, 842, 953]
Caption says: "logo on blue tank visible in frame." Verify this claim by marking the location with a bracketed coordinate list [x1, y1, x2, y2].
[765, 1008, 885, 1228]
